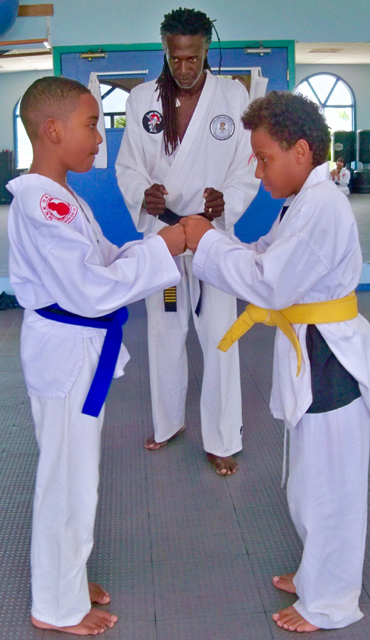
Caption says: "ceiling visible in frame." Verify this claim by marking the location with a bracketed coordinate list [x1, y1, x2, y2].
[0, 43, 53, 73]
[295, 42, 370, 64]
[1, 42, 370, 74]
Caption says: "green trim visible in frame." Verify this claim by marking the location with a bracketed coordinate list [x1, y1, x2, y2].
[53, 39, 295, 88]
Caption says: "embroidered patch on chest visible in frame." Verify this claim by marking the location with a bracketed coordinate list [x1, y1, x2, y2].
[40, 195, 78, 224]
[142, 110, 164, 134]
[210, 115, 235, 141]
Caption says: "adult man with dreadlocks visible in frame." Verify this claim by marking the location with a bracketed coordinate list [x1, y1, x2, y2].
[116, 7, 259, 475]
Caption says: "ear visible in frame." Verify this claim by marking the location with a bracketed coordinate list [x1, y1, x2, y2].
[294, 139, 312, 165]
[43, 117, 63, 144]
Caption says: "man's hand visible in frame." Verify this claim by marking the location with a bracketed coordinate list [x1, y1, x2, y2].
[203, 187, 224, 220]
[157, 223, 186, 256]
[144, 184, 168, 216]
[181, 215, 213, 252]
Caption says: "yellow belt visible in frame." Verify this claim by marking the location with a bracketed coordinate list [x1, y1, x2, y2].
[218, 292, 358, 376]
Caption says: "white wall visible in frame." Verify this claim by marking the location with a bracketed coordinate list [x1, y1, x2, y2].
[4, 0, 370, 47]
[0, 70, 53, 152]
[296, 64, 370, 131]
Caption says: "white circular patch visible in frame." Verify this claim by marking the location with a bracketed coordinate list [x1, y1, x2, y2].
[40, 194, 78, 224]
[210, 115, 235, 141]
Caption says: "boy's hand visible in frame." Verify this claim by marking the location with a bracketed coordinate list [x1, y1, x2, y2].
[144, 184, 168, 216]
[181, 215, 213, 252]
[157, 223, 186, 256]
[203, 187, 224, 220]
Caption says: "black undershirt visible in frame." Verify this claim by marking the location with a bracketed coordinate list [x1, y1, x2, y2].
[305, 325, 361, 413]
[279, 204, 360, 414]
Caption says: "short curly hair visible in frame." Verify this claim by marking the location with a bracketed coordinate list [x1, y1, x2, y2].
[160, 7, 213, 48]
[242, 91, 331, 166]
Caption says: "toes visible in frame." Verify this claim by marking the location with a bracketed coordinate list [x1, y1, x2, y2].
[216, 467, 228, 475]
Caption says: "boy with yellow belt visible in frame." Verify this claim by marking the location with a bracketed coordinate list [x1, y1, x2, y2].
[181, 91, 370, 632]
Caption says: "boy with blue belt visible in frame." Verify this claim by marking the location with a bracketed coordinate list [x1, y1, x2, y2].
[7, 76, 185, 635]
[181, 91, 370, 632]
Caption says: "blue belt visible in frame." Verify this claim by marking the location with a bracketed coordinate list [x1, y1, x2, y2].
[35, 304, 129, 418]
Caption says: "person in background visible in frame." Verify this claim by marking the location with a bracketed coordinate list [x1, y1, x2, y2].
[331, 156, 351, 195]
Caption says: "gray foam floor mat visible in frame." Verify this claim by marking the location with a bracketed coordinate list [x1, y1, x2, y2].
[1, 295, 370, 639]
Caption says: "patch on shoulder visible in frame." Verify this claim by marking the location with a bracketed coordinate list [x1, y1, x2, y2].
[142, 110, 164, 134]
[210, 114, 235, 141]
[40, 195, 78, 224]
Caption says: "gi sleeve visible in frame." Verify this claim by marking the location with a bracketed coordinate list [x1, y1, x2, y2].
[115, 93, 153, 233]
[19, 194, 180, 317]
[192, 228, 330, 310]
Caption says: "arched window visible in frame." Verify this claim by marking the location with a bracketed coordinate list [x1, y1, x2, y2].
[14, 99, 33, 171]
[295, 73, 355, 132]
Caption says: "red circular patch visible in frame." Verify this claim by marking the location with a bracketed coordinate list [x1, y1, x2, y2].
[40, 194, 78, 224]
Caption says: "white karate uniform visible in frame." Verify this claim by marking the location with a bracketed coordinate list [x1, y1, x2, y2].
[116, 71, 259, 454]
[333, 166, 351, 195]
[192, 162, 370, 629]
[7, 174, 180, 626]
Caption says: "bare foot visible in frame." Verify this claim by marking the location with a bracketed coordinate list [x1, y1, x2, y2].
[89, 582, 110, 604]
[144, 425, 185, 450]
[206, 453, 238, 475]
[272, 573, 297, 594]
[31, 608, 118, 635]
[272, 606, 319, 632]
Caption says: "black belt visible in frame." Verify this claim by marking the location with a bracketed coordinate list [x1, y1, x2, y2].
[158, 207, 207, 226]
[159, 208, 204, 315]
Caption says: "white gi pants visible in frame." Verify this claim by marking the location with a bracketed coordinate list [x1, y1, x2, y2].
[287, 396, 370, 629]
[30, 339, 104, 627]
[146, 254, 242, 457]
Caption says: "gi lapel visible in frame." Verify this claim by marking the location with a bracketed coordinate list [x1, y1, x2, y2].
[163, 71, 217, 196]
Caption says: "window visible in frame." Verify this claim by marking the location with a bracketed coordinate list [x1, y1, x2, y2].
[14, 99, 33, 171]
[295, 73, 355, 132]
[100, 83, 129, 129]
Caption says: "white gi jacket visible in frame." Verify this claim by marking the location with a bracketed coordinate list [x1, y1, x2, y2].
[192, 162, 370, 428]
[116, 70, 259, 235]
[333, 167, 351, 195]
[7, 174, 180, 398]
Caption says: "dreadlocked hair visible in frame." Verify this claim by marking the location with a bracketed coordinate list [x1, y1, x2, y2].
[157, 8, 213, 155]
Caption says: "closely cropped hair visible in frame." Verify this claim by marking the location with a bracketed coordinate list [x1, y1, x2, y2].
[242, 91, 331, 166]
[157, 7, 212, 155]
[20, 76, 90, 140]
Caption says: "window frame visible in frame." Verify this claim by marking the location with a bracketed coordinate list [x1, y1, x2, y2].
[295, 72, 356, 132]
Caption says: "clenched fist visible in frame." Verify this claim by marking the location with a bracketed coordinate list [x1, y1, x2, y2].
[144, 183, 168, 216]
[157, 223, 186, 256]
[180, 215, 213, 252]
[203, 187, 224, 220]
